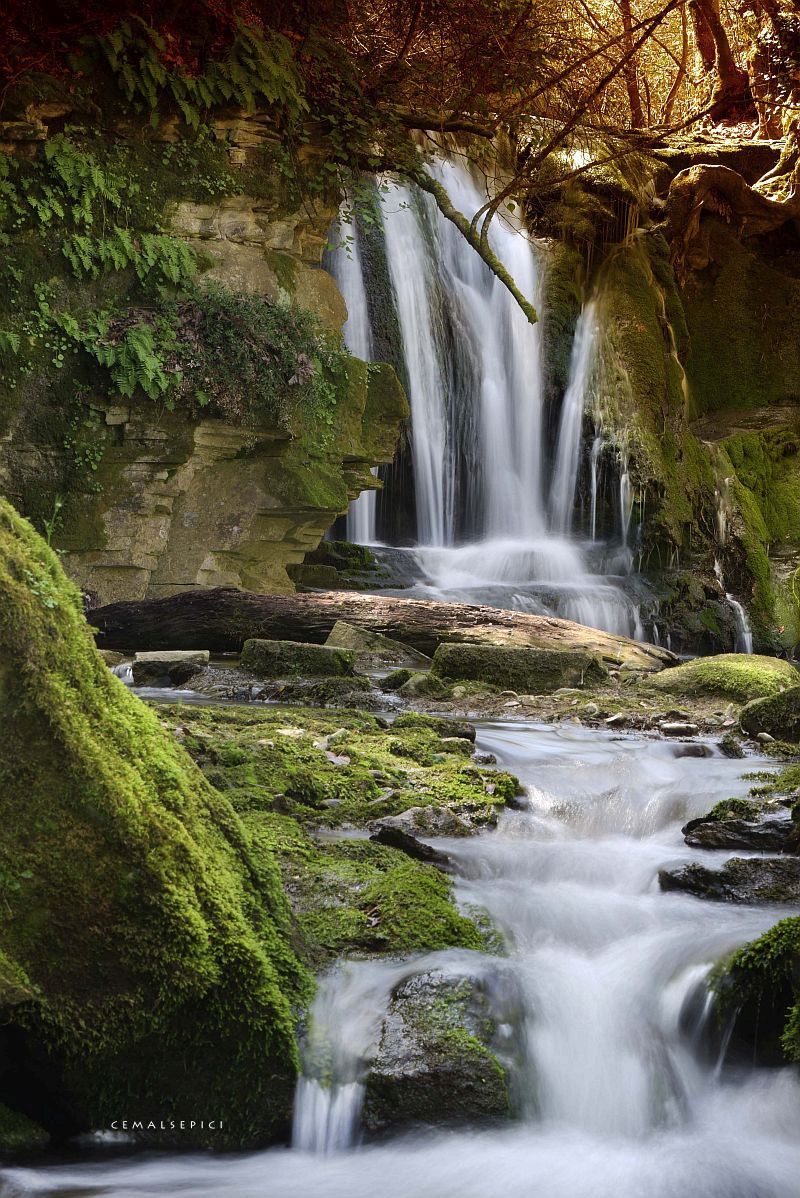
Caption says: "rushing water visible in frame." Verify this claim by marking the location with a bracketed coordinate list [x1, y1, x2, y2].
[7, 722, 799, 1198]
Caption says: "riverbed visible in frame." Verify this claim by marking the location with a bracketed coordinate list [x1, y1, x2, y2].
[4, 721, 799, 1198]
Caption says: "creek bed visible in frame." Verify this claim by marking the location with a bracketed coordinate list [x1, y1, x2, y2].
[4, 722, 799, 1198]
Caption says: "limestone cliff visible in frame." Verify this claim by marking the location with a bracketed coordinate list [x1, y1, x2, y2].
[0, 113, 408, 603]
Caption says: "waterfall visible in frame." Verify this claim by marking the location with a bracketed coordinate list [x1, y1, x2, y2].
[550, 304, 597, 533]
[589, 432, 603, 540]
[713, 488, 754, 653]
[328, 208, 378, 544]
[382, 182, 453, 545]
[328, 155, 654, 641]
[728, 596, 754, 654]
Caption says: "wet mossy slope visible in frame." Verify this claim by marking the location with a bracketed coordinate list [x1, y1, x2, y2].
[0, 497, 311, 1149]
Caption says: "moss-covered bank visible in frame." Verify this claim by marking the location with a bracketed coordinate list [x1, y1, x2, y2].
[0, 498, 311, 1149]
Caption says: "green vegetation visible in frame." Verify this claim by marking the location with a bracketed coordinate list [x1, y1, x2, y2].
[716, 916, 800, 1062]
[0, 498, 310, 1148]
[241, 639, 356, 678]
[644, 653, 800, 702]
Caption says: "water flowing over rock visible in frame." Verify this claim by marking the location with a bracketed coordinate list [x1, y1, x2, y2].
[332, 160, 652, 640]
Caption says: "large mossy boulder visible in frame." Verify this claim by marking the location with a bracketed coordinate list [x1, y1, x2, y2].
[644, 653, 799, 703]
[363, 971, 511, 1132]
[430, 644, 606, 694]
[740, 685, 800, 742]
[0, 499, 310, 1148]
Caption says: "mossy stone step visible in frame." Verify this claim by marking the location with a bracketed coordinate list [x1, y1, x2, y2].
[241, 638, 356, 677]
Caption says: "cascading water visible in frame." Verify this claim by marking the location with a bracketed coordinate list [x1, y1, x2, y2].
[20, 723, 800, 1197]
[328, 208, 378, 545]
[714, 487, 754, 653]
[333, 157, 652, 639]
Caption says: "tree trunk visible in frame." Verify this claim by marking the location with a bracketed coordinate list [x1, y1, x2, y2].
[88, 587, 674, 670]
[691, 0, 753, 116]
[620, 0, 646, 128]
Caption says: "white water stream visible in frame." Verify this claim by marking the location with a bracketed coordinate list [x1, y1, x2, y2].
[7, 722, 799, 1198]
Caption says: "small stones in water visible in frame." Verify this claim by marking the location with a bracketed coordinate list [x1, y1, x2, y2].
[659, 721, 699, 736]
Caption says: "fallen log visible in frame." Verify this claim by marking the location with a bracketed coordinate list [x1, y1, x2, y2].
[88, 587, 675, 671]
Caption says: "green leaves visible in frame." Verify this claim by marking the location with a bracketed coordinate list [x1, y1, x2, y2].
[62, 228, 198, 292]
[96, 20, 307, 130]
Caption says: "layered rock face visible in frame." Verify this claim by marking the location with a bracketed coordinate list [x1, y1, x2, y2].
[51, 358, 405, 604]
[0, 115, 408, 604]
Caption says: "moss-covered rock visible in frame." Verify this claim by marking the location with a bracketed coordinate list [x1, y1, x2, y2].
[0, 1104, 49, 1153]
[715, 916, 800, 1066]
[241, 638, 356, 678]
[430, 644, 606, 693]
[154, 704, 509, 967]
[644, 653, 799, 703]
[659, 857, 800, 903]
[363, 971, 511, 1131]
[740, 685, 800, 742]
[0, 499, 310, 1148]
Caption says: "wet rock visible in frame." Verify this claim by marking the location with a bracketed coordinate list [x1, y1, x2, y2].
[397, 671, 448, 699]
[131, 649, 209, 687]
[659, 856, 800, 903]
[363, 971, 511, 1132]
[369, 824, 452, 867]
[99, 649, 126, 668]
[325, 621, 432, 670]
[260, 675, 376, 708]
[671, 742, 712, 758]
[430, 644, 606, 694]
[740, 686, 800, 742]
[240, 638, 356, 678]
[659, 721, 699, 736]
[369, 806, 473, 838]
[380, 668, 414, 692]
[682, 807, 792, 851]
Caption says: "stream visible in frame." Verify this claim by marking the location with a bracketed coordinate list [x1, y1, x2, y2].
[4, 720, 800, 1198]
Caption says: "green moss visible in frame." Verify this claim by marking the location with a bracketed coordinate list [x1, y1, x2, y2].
[0, 1104, 49, 1152]
[644, 653, 799, 702]
[740, 685, 800, 742]
[240, 638, 356, 678]
[431, 644, 606, 694]
[716, 916, 800, 1061]
[0, 498, 310, 1148]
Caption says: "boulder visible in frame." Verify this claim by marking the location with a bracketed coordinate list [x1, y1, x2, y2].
[363, 971, 511, 1131]
[430, 644, 606, 694]
[659, 856, 800, 903]
[0, 500, 310, 1148]
[397, 671, 448, 699]
[131, 649, 210, 687]
[240, 638, 355, 678]
[740, 686, 800, 742]
[325, 620, 432, 670]
[645, 654, 799, 703]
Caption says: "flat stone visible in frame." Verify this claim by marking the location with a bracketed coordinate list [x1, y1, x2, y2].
[659, 856, 800, 903]
[132, 649, 209, 686]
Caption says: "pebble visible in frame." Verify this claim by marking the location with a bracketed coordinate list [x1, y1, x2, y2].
[325, 751, 351, 765]
[503, 700, 521, 708]
[604, 713, 624, 726]
[583, 702, 599, 716]
[659, 721, 699, 736]
[756, 732, 776, 743]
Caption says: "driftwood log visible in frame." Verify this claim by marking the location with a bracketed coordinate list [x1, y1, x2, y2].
[88, 587, 675, 670]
